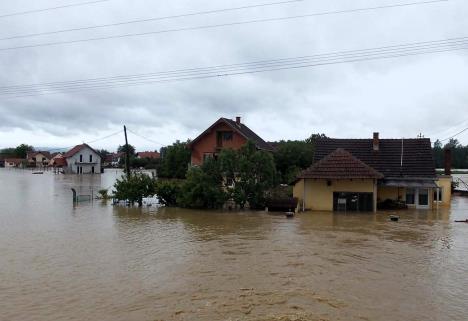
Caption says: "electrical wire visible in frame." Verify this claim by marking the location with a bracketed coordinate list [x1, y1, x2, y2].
[0, 0, 304, 41]
[126, 128, 164, 146]
[0, 36, 467, 99]
[0, 0, 448, 51]
[0, 0, 111, 19]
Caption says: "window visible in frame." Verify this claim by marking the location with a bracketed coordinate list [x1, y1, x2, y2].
[203, 153, 213, 162]
[406, 188, 415, 205]
[223, 131, 233, 141]
[89, 155, 93, 162]
[79, 154, 83, 162]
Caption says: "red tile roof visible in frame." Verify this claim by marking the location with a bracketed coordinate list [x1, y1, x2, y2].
[298, 148, 384, 180]
[5, 158, 25, 165]
[63, 144, 98, 158]
[137, 151, 160, 159]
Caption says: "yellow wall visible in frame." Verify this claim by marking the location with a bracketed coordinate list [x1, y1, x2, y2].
[377, 186, 403, 202]
[436, 176, 452, 206]
[293, 178, 375, 211]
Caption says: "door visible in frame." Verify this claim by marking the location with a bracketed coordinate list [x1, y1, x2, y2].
[417, 188, 429, 209]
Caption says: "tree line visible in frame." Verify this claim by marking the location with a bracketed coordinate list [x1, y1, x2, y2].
[433, 139, 468, 169]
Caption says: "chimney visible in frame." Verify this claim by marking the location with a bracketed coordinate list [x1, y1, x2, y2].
[444, 148, 452, 175]
[373, 132, 379, 151]
[235, 116, 241, 125]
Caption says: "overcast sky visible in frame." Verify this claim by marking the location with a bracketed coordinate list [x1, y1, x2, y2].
[0, 0, 467, 151]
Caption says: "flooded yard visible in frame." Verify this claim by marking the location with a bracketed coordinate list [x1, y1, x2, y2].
[1, 168, 467, 321]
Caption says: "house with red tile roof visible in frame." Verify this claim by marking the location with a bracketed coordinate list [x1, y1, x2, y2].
[27, 151, 52, 167]
[4, 158, 26, 168]
[136, 151, 160, 159]
[63, 144, 101, 174]
[189, 117, 274, 166]
[293, 133, 451, 212]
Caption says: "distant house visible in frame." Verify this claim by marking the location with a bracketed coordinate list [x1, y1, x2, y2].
[189, 117, 274, 166]
[62, 144, 101, 174]
[136, 151, 160, 159]
[27, 151, 52, 167]
[293, 133, 451, 212]
[5, 158, 26, 168]
[109, 152, 125, 167]
[49, 153, 63, 166]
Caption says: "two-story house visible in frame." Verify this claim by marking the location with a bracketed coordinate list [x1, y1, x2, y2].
[27, 151, 52, 167]
[62, 144, 102, 174]
[189, 117, 274, 166]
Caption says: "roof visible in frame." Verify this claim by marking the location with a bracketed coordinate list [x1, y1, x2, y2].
[53, 157, 67, 167]
[189, 117, 274, 151]
[5, 158, 25, 164]
[27, 151, 52, 159]
[136, 151, 160, 159]
[298, 148, 384, 180]
[314, 138, 435, 178]
[63, 144, 99, 159]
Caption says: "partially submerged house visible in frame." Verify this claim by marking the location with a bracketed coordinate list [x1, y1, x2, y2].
[27, 151, 52, 167]
[4, 158, 26, 168]
[62, 144, 101, 174]
[189, 117, 274, 165]
[293, 133, 451, 212]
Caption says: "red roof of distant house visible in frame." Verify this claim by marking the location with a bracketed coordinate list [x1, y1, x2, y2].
[137, 151, 160, 159]
[27, 151, 52, 159]
[53, 157, 67, 167]
[63, 144, 98, 158]
[298, 148, 384, 180]
[5, 158, 25, 165]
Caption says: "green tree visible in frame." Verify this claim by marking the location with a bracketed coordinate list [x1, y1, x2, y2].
[218, 141, 277, 209]
[178, 158, 227, 209]
[155, 180, 182, 206]
[113, 172, 156, 207]
[14, 144, 35, 158]
[274, 140, 314, 184]
[158, 141, 191, 179]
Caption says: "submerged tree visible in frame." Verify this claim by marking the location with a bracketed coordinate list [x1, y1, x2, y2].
[113, 172, 156, 207]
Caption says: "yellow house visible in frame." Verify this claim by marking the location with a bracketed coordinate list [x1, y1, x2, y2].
[293, 133, 451, 212]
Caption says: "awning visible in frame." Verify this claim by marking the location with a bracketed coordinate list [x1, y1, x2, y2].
[380, 178, 438, 188]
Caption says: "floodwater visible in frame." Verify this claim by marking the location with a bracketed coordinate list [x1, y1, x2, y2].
[1, 169, 468, 321]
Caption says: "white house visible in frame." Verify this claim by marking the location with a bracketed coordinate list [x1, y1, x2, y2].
[63, 144, 101, 174]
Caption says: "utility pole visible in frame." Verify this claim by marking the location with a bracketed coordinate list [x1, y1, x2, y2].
[124, 125, 131, 179]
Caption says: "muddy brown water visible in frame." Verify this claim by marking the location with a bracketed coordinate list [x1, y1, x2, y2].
[1, 169, 467, 321]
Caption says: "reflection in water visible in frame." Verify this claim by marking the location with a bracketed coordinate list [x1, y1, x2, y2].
[0, 168, 467, 321]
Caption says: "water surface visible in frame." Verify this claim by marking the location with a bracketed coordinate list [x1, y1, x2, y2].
[1, 168, 467, 321]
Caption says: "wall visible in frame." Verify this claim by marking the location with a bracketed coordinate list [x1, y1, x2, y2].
[293, 178, 375, 211]
[377, 186, 404, 202]
[190, 122, 247, 165]
[66, 147, 101, 174]
[436, 175, 452, 206]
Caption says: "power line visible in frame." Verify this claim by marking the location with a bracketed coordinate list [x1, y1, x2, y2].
[0, 0, 111, 19]
[126, 128, 165, 146]
[1, 36, 467, 94]
[0, 0, 304, 41]
[440, 127, 468, 142]
[0, 36, 467, 99]
[46, 129, 123, 152]
[0, 0, 448, 52]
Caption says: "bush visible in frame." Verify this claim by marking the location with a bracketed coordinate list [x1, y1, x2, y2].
[113, 172, 156, 206]
[155, 180, 182, 206]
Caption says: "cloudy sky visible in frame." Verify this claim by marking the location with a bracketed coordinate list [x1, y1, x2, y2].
[0, 0, 467, 151]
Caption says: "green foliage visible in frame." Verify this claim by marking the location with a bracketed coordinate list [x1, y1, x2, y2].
[433, 139, 468, 169]
[117, 144, 136, 157]
[155, 180, 182, 206]
[217, 141, 277, 209]
[274, 140, 314, 183]
[158, 141, 191, 179]
[131, 157, 160, 169]
[97, 189, 109, 200]
[113, 172, 156, 206]
[178, 159, 227, 209]
[98, 149, 110, 159]
[1, 144, 34, 158]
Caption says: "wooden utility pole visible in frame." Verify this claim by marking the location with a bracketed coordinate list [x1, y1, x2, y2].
[124, 125, 131, 179]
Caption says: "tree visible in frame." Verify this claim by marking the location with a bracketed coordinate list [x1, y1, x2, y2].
[178, 158, 227, 209]
[158, 141, 191, 179]
[117, 144, 136, 157]
[14, 144, 34, 158]
[113, 172, 156, 207]
[218, 141, 277, 209]
[274, 140, 314, 183]
[98, 149, 110, 159]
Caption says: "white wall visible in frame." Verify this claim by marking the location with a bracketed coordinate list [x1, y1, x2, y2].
[66, 147, 101, 174]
